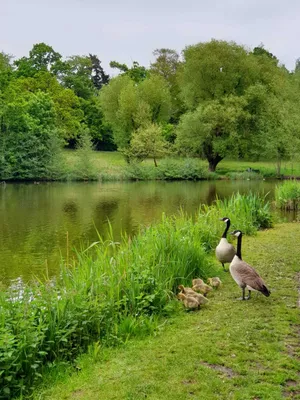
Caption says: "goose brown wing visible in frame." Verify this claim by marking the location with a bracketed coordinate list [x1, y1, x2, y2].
[236, 261, 269, 293]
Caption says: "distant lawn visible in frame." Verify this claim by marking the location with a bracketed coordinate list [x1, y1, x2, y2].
[63, 150, 300, 179]
[32, 223, 300, 400]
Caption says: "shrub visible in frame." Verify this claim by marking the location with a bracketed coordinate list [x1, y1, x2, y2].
[275, 180, 300, 210]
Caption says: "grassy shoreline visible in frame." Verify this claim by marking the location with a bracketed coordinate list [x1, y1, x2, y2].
[0, 194, 272, 399]
[32, 223, 300, 400]
[2, 151, 300, 182]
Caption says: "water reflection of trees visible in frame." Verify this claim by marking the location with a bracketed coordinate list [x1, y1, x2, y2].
[0, 180, 276, 282]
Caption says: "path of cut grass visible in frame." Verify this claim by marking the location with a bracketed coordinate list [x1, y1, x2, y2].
[33, 223, 300, 400]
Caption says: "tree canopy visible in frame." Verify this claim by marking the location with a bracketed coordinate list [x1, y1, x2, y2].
[1, 39, 300, 179]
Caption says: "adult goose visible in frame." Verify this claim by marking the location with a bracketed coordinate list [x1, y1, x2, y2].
[215, 217, 236, 271]
[229, 230, 271, 300]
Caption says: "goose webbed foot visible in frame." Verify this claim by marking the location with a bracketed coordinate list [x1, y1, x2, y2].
[222, 263, 228, 272]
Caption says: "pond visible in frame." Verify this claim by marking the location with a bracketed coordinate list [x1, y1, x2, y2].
[0, 180, 282, 283]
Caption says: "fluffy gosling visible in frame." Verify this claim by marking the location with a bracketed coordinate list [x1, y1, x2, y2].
[177, 293, 200, 310]
[207, 277, 222, 289]
[192, 279, 212, 297]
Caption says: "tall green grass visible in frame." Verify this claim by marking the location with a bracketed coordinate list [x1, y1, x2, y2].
[0, 193, 273, 399]
[275, 180, 300, 210]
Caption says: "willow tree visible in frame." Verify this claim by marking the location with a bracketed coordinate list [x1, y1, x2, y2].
[176, 39, 291, 171]
[99, 74, 172, 150]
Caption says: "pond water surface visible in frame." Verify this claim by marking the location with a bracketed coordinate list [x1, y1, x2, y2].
[0, 180, 283, 283]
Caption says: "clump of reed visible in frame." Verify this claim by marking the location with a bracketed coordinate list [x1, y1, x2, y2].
[275, 181, 300, 210]
[0, 193, 273, 398]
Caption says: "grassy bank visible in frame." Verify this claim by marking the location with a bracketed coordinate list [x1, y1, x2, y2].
[0, 194, 272, 399]
[3, 150, 300, 182]
[63, 151, 300, 181]
[33, 223, 300, 400]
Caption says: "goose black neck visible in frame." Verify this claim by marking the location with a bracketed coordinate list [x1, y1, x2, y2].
[222, 219, 230, 238]
[236, 233, 242, 260]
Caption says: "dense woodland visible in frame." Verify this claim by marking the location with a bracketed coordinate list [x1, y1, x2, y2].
[1, 40, 300, 179]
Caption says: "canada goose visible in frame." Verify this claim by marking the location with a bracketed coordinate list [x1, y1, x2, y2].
[178, 285, 208, 305]
[177, 293, 200, 310]
[229, 230, 271, 300]
[215, 217, 236, 271]
[192, 279, 212, 297]
[207, 277, 222, 289]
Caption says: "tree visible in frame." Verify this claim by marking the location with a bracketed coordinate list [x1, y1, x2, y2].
[0, 91, 63, 179]
[0, 52, 13, 92]
[62, 55, 95, 99]
[110, 60, 148, 83]
[100, 74, 171, 150]
[14, 43, 63, 78]
[4, 71, 84, 143]
[128, 123, 170, 166]
[150, 48, 183, 122]
[89, 54, 109, 90]
[176, 95, 247, 171]
[176, 39, 292, 171]
[252, 44, 279, 65]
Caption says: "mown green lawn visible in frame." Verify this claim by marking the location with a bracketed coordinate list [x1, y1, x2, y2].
[33, 223, 300, 400]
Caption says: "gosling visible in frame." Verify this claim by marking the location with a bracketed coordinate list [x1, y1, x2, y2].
[192, 279, 212, 297]
[178, 285, 208, 306]
[177, 293, 200, 310]
[207, 277, 222, 289]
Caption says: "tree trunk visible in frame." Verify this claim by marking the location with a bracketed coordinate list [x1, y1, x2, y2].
[203, 141, 223, 172]
[153, 157, 158, 167]
[276, 156, 281, 177]
[207, 154, 223, 172]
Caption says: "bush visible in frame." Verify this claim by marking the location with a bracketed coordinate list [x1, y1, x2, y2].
[275, 180, 300, 210]
[0, 92, 64, 181]
[125, 158, 213, 181]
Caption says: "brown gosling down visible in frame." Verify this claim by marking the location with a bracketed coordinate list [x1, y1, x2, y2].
[177, 293, 200, 310]
[229, 230, 271, 300]
[177, 285, 208, 306]
[207, 277, 222, 289]
[192, 279, 212, 297]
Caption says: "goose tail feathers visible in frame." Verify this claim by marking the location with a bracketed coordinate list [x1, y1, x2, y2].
[261, 285, 271, 297]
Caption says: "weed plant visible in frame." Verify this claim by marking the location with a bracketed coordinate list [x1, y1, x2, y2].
[275, 180, 300, 210]
[0, 193, 272, 399]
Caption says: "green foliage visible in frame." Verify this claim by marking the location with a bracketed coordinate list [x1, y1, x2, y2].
[14, 43, 63, 78]
[0, 91, 64, 180]
[176, 39, 297, 171]
[127, 123, 170, 166]
[100, 74, 172, 150]
[275, 180, 300, 210]
[73, 130, 97, 180]
[0, 193, 272, 398]
[110, 60, 148, 83]
[124, 158, 212, 181]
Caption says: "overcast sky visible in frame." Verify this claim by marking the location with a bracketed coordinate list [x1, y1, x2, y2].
[2, 0, 300, 73]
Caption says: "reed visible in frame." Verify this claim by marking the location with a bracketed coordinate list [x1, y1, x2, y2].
[275, 180, 300, 210]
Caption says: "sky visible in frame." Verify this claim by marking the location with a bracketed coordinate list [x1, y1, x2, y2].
[1, 0, 300, 73]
